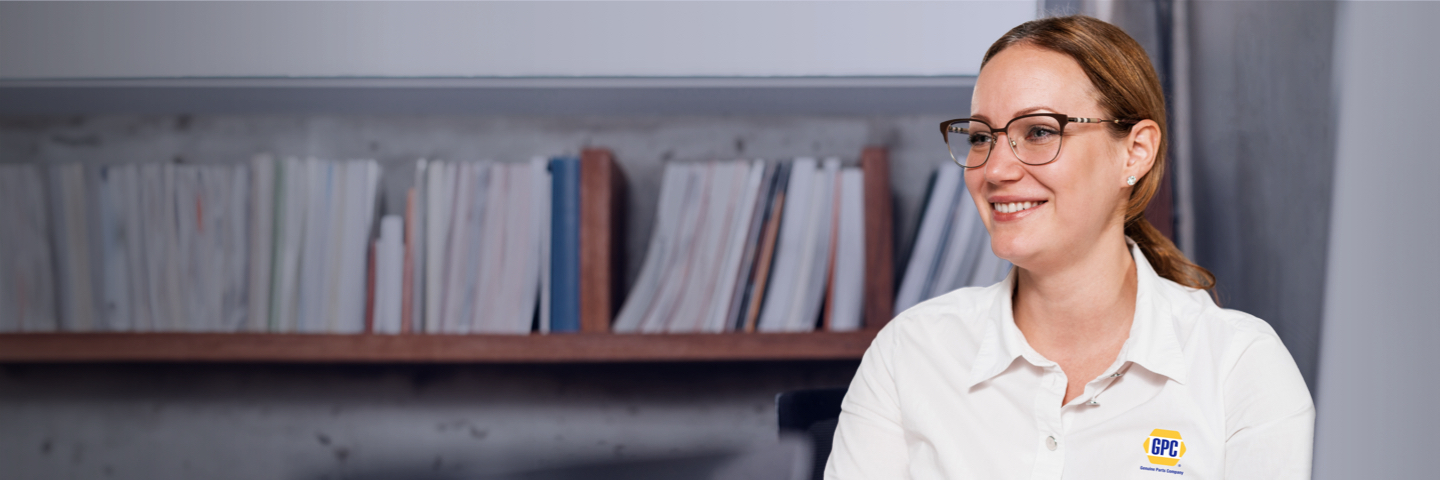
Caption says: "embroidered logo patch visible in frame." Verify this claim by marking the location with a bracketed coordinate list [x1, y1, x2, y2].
[1143, 429, 1186, 466]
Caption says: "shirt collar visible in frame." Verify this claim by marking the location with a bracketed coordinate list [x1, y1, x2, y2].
[964, 239, 1188, 388]
[965, 270, 1025, 388]
[1121, 239, 1189, 384]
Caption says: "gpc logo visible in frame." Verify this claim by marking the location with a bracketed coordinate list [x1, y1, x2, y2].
[1143, 429, 1186, 466]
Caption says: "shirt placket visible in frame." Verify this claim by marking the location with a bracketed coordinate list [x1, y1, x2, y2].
[1076, 364, 1129, 407]
[1029, 359, 1067, 480]
[1051, 359, 1133, 479]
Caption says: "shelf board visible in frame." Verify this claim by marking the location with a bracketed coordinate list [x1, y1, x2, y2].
[0, 331, 877, 363]
[0, 76, 973, 116]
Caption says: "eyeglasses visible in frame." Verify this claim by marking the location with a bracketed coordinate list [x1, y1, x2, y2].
[940, 113, 1135, 168]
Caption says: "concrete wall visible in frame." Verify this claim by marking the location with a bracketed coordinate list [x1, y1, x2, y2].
[1313, 2, 1440, 477]
[0, 362, 856, 480]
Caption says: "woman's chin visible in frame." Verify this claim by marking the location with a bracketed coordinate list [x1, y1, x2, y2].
[988, 233, 1057, 269]
[987, 235, 1028, 264]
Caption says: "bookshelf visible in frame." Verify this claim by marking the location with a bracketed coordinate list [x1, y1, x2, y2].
[0, 77, 954, 364]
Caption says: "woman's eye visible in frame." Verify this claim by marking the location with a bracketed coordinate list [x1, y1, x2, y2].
[1027, 127, 1059, 142]
[968, 133, 994, 146]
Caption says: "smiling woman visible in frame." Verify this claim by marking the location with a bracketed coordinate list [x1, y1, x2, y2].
[960, 20, 1212, 291]
[825, 15, 1314, 480]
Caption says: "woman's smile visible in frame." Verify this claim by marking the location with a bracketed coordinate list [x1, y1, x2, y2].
[990, 199, 1048, 220]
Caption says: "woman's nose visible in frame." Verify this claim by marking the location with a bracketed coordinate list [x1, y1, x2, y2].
[983, 133, 1026, 183]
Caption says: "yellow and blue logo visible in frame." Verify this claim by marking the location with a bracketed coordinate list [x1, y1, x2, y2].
[1143, 429, 1186, 466]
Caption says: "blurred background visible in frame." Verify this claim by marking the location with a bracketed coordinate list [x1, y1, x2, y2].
[0, 1, 1435, 479]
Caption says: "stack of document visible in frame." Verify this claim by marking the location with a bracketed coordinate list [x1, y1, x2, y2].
[31, 162, 260, 332]
[0, 152, 612, 335]
[0, 165, 57, 332]
[242, 156, 382, 333]
[0, 158, 384, 333]
[613, 158, 868, 334]
[411, 159, 550, 335]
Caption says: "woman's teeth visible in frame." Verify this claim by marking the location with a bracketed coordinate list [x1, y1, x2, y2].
[993, 201, 1043, 214]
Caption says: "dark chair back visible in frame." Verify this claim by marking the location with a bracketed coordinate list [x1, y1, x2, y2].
[776, 387, 848, 480]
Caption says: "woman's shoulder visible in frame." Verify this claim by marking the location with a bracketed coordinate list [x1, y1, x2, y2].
[1154, 277, 1310, 394]
[871, 283, 1006, 354]
[893, 282, 1004, 325]
[1154, 276, 1277, 340]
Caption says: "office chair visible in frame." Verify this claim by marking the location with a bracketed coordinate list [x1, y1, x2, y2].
[776, 386, 848, 480]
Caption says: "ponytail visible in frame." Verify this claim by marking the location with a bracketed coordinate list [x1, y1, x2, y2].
[1126, 216, 1215, 291]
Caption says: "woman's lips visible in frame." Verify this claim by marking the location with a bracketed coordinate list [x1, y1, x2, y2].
[990, 200, 1047, 221]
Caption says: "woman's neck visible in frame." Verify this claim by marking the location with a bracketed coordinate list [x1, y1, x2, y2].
[1012, 231, 1138, 359]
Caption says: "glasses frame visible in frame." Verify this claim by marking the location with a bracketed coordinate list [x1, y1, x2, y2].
[940, 113, 1135, 169]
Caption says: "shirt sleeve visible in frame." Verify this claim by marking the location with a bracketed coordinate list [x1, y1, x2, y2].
[825, 324, 910, 480]
[1223, 332, 1316, 479]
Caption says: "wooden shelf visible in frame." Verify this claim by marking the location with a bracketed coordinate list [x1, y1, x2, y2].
[0, 331, 877, 363]
[0, 76, 971, 116]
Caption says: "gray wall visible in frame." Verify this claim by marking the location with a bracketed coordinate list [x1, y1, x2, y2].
[1186, 0, 1338, 392]
[1313, 2, 1440, 478]
[0, 2, 1033, 78]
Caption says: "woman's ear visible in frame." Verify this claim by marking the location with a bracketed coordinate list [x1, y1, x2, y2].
[1124, 119, 1161, 182]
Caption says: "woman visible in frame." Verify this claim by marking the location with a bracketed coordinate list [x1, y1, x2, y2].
[826, 16, 1314, 479]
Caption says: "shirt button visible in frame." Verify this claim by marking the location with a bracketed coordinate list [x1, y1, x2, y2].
[1046, 436, 1058, 451]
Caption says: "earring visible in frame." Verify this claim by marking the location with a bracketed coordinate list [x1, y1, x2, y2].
[1126, 175, 1137, 185]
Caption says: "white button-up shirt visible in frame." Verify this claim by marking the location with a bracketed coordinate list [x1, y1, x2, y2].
[826, 242, 1314, 479]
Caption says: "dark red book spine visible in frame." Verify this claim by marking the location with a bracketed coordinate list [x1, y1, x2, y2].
[578, 148, 626, 333]
[861, 147, 896, 330]
[364, 241, 376, 334]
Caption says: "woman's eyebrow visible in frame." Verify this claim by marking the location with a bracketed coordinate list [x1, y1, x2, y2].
[970, 106, 1058, 123]
[1012, 106, 1057, 117]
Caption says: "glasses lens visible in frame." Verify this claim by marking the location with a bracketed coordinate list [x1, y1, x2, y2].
[945, 120, 993, 168]
[1010, 115, 1064, 165]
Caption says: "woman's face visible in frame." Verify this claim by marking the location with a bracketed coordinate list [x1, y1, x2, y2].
[966, 44, 1138, 271]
